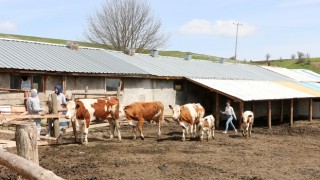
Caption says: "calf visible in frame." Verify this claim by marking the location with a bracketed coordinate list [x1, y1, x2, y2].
[124, 101, 164, 140]
[65, 97, 121, 144]
[198, 115, 215, 142]
[241, 111, 254, 138]
[169, 103, 205, 141]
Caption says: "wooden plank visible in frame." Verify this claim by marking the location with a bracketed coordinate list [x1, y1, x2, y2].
[0, 114, 65, 119]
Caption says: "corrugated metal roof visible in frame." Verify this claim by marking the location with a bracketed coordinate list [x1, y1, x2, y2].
[292, 69, 320, 82]
[300, 82, 320, 91]
[0, 38, 148, 75]
[260, 66, 320, 82]
[189, 78, 316, 101]
[107, 51, 292, 80]
[276, 81, 320, 96]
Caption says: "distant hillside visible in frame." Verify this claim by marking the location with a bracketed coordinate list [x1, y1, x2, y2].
[0, 33, 220, 61]
[250, 58, 320, 74]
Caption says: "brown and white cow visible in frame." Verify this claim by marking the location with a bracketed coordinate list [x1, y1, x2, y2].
[123, 101, 164, 140]
[169, 103, 205, 141]
[198, 115, 215, 142]
[241, 111, 254, 138]
[65, 97, 121, 144]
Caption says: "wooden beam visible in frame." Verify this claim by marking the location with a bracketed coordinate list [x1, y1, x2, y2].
[290, 99, 294, 127]
[0, 149, 64, 180]
[309, 99, 313, 121]
[280, 100, 284, 123]
[239, 101, 244, 129]
[267, 100, 272, 129]
[0, 114, 65, 119]
[215, 92, 220, 129]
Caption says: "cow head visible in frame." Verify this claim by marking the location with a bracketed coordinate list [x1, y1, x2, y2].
[65, 100, 78, 119]
[169, 104, 181, 120]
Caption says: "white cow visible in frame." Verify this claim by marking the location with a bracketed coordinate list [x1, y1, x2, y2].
[198, 115, 215, 142]
[241, 111, 254, 138]
[169, 103, 205, 141]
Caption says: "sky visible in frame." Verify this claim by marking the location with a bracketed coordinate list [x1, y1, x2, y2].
[0, 0, 320, 61]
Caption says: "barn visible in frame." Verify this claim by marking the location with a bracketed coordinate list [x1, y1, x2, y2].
[1, 38, 320, 129]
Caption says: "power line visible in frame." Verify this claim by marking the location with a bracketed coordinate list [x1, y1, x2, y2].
[233, 22, 242, 60]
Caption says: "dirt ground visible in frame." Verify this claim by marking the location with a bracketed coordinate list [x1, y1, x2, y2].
[1, 119, 320, 180]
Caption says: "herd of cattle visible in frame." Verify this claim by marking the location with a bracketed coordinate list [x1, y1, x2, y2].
[65, 97, 254, 144]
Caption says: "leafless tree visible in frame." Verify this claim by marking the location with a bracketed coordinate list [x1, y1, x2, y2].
[296, 51, 305, 64]
[265, 53, 271, 61]
[84, 0, 169, 53]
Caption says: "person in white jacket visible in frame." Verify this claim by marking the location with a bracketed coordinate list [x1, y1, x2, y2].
[220, 100, 237, 134]
[26, 88, 44, 140]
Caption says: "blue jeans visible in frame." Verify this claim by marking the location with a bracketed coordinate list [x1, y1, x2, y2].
[225, 115, 236, 131]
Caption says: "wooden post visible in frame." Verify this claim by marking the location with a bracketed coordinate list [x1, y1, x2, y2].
[239, 101, 244, 129]
[309, 99, 313, 121]
[15, 122, 39, 165]
[280, 100, 284, 123]
[215, 93, 220, 129]
[72, 119, 78, 143]
[85, 86, 88, 98]
[51, 93, 60, 138]
[62, 75, 67, 94]
[290, 99, 294, 127]
[267, 101, 272, 129]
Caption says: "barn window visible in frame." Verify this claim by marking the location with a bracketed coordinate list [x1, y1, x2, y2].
[10, 74, 44, 92]
[174, 80, 184, 91]
[105, 78, 123, 91]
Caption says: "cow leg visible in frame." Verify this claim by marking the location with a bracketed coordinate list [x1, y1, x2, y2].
[115, 120, 121, 141]
[157, 121, 161, 139]
[132, 126, 137, 140]
[189, 125, 194, 139]
[212, 127, 215, 139]
[78, 123, 84, 144]
[181, 127, 186, 141]
[108, 119, 115, 140]
[83, 127, 89, 145]
[138, 119, 144, 140]
[207, 130, 210, 142]
[249, 123, 252, 137]
[199, 129, 204, 142]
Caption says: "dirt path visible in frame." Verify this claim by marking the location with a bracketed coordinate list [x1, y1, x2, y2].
[1, 120, 320, 179]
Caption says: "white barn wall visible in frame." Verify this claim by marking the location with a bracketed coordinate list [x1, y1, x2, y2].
[122, 78, 176, 115]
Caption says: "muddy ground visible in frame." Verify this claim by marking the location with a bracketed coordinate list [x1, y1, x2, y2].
[1, 119, 320, 180]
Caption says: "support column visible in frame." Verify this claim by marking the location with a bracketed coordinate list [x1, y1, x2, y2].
[267, 100, 272, 129]
[309, 99, 313, 121]
[280, 100, 284, 123]
[290, 99, 294, 127]
[239, 101, 244, 129]
[215, 93, 220, 129]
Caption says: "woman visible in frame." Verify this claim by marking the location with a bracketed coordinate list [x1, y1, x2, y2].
[26, 88, 44, 140]
[220, 100, 237, 134]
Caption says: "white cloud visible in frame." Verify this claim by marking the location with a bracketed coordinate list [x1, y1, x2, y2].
[178, 19, 257, 38]
[0, 21, 17, 31]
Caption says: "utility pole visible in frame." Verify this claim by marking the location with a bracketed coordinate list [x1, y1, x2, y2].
[233, 22, 242, 60]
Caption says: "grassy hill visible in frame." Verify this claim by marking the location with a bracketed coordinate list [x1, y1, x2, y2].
[0, 33, 220, 61]
[250, 58, 320, 74]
